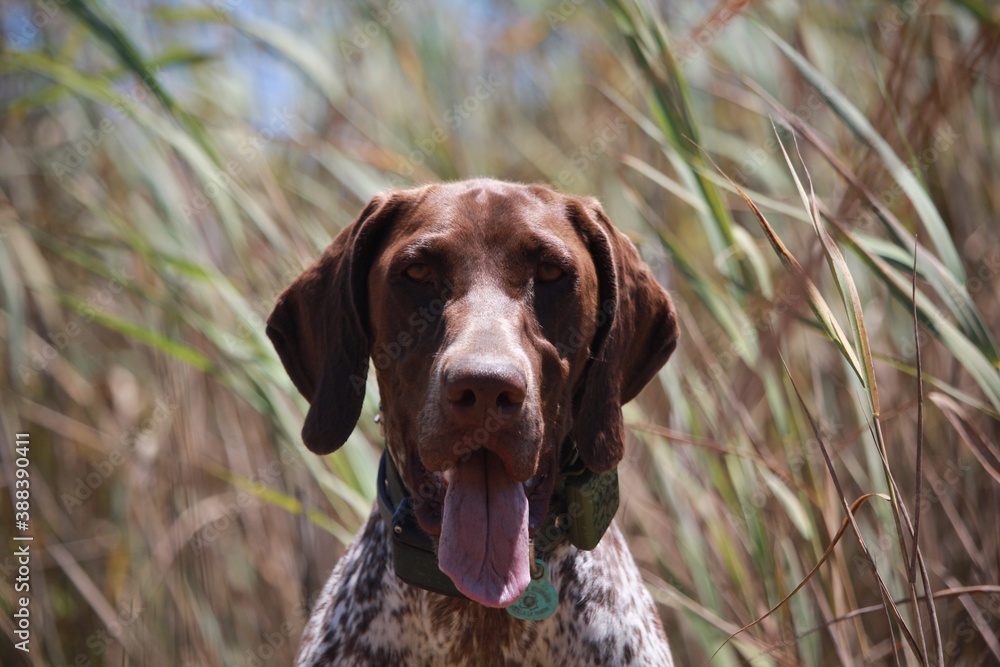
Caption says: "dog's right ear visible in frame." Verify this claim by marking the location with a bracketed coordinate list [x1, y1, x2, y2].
[266, 194, 402, 454]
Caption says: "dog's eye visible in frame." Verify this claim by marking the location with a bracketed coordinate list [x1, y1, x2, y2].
[404, 263, 432, 282]
[536, 262, 563, 283]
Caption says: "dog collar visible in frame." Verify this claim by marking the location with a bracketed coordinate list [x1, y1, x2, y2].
[375, 444, 620, 600]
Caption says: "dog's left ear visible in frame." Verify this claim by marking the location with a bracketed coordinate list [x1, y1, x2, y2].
[266, 193, 404, 455]
[568, 197, 679, 473]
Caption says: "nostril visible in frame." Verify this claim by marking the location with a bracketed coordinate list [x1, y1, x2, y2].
[445, 382, 480, 409]
[443, 360, 527, 421]
[454, 389, 476, 408]
[495, 391, 523, 416]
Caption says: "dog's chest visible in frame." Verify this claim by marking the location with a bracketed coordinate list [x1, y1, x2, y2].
[296, 512, 673, 667]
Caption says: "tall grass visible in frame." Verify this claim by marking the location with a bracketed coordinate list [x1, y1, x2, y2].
[1, 0, 998, 664]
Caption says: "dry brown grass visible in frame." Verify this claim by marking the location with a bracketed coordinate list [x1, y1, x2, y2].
[1, 0, 999, 664]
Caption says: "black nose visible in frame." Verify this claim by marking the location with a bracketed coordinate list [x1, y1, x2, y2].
[443, 360, 527, 425]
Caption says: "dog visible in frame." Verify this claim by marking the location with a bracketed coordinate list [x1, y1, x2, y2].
[267, 179, 678, 666]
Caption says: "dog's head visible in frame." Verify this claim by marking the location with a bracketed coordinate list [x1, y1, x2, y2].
[267, 179, 678, 607]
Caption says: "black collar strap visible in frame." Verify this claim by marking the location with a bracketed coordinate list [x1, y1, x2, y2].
[376, 446, 620, 599]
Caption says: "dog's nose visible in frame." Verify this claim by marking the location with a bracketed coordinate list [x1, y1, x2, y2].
[444, 360, 527, 425]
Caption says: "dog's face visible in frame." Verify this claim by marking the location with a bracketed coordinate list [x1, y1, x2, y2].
[367, 182, 600, 482]
[267, 179, 678, 608]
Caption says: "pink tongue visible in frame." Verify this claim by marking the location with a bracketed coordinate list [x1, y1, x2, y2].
[438, 450, 530, 607]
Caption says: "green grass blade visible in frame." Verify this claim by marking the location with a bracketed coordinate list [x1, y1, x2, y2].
[775, 131, 879, 414]
[607, 0, 747, 290]
[732, 183, 866, 384]
[835, 223, 1000, 412]
[64, 0, 221, 165]
[63, 296, 215, 372]
[742, 76, 997, 360]
[759, 23, 965, 284]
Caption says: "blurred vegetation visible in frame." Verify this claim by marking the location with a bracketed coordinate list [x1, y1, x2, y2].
[1, 0, 999, 664]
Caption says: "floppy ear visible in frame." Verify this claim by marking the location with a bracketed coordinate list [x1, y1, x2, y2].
[266, 194, 402, 454]
[569, 197, 679, 472]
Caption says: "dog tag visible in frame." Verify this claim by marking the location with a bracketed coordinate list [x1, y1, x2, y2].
[506, 559, 558, 621]
[564, 467, 619, 551]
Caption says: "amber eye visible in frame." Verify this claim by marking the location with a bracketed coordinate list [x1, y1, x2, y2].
[404, 263, 432, 282]
[536, 262, 563, 283]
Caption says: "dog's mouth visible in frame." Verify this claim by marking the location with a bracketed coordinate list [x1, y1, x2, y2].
[406, 447, 558, 607]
